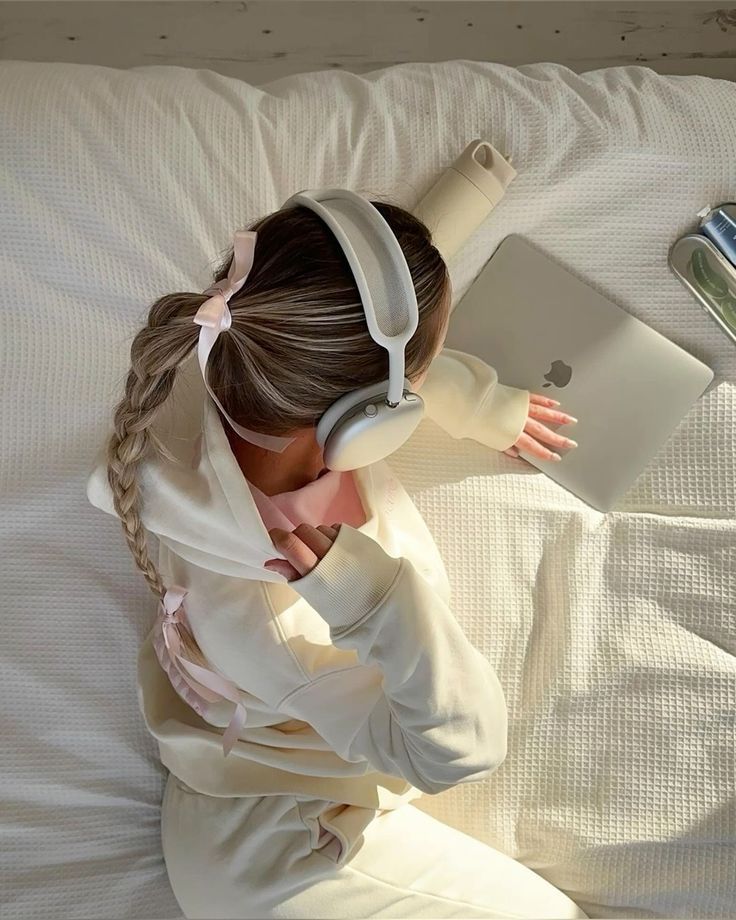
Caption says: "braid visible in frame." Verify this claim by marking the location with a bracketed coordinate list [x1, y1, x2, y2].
[105, 293, 203, 599]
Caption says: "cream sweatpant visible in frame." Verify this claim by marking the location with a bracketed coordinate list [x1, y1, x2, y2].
[161, 774, 589, 920]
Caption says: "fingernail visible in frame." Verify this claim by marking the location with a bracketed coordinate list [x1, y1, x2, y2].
[549, 399, 560, 406]
[552, 453, 562, 462]
[566, 416, 578, 424]
[566, 439, 578, 448]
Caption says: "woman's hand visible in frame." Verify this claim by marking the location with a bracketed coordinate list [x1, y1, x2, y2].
[264, 522, 341, 582]
[504, 393, 578, 463]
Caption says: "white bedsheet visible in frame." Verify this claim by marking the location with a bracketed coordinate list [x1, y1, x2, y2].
[1, 59, 734, 919]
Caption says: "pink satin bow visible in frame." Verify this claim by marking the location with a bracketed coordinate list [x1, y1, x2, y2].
[194, 229, 296, 453]
[152, 585, 248, 757]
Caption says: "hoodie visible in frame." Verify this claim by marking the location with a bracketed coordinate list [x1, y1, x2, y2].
[86, 347, 529, 810]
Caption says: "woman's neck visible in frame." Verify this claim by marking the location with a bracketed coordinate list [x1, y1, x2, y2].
[224, 423, 328, 497]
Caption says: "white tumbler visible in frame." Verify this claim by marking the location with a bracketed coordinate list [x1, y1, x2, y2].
[412, 140, 517, 265]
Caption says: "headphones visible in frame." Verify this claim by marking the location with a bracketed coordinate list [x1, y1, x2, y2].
[279, 188, 426, 472]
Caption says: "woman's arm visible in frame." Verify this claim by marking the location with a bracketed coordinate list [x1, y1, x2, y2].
[267, 523, 508, 796]
[418, 347, 579, 461]
[418, 347, 530, 451]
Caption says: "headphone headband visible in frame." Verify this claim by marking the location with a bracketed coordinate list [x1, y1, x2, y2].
[280, 189, 419, 407]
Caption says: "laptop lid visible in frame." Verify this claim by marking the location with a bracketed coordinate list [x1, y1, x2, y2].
[442, 235, 714, 511]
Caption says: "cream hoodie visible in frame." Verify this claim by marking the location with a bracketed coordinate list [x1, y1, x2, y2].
[86, 347, 529, 810]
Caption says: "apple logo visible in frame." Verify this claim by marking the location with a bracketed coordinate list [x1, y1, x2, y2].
[543, 360, 573, 388]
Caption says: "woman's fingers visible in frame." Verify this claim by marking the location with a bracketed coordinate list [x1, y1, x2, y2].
[263, 558, 301, 580]
[524, 418, 578, 452]
[515, 431, 563, 462]
[529, 392, 560, 408]
[292, 522, 335, 558]
[267, 527, 319, 577]
[527, 403, 577, 426]
[507, 396, 579, 463]
[265, 523, 341, 581]
[316, 524, 339, 541]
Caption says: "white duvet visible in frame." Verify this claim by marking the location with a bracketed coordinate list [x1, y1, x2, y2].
[1, 59, 734, 919]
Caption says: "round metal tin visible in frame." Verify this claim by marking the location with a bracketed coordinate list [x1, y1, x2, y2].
[668, 233, 736, 346]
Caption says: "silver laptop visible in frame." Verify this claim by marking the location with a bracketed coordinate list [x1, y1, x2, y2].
[442, 234, 714, 511]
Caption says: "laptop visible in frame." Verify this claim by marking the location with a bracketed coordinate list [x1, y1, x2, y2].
[442, 234, 714, 511]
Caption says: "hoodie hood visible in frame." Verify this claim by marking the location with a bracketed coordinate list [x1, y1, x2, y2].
[85, 351, 427, 587]
[86, 352, 309, 581]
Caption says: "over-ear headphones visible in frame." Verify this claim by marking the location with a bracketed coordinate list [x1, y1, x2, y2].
[280, 188, 426, 472]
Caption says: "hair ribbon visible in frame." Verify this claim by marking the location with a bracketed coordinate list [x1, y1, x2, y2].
[153, 585, 248, 757]
[194, 230, 297, 453]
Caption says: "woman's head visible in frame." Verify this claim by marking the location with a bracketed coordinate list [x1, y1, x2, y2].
[105, 200, 451, 598]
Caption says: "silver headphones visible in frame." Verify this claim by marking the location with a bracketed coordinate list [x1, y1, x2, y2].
[279, 188, 425, 472]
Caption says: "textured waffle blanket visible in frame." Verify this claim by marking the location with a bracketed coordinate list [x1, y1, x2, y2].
[1, 58, 734, 919]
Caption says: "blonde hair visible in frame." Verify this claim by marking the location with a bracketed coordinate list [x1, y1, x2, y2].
[105, 200, 451, 600]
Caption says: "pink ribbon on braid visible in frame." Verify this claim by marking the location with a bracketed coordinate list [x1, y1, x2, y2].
[154, 586, 248, 757]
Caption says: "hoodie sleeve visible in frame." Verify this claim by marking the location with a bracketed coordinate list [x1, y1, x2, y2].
[278, 523, 508, 796]
[419, 347, 529, 452]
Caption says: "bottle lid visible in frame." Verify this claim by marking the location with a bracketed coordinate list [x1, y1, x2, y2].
[451, 140, 517, 208]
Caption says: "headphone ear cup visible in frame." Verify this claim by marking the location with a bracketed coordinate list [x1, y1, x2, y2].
[322, 393, 424, 471]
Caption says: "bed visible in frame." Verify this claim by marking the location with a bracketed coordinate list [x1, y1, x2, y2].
[1, 58, 734, 919]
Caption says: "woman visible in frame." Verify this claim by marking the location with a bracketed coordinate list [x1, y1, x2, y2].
[86, 199, 584, 918]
